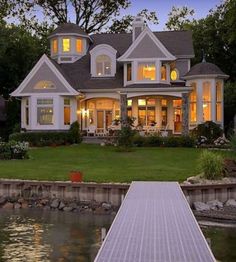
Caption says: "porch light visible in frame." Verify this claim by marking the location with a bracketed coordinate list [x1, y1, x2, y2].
[203, 103, 208, 108]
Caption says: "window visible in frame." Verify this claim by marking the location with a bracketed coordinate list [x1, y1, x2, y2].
[34, 81, 55, 90]
[161, 99, 167, 127]
[137, 63, 156, 81]
[161, 65, 167, 81]
[76, 39, 82, 53]
[25, 99, 29, 126]
[64, 99, 71, 125]
[52, 39, 58, 53]
[170, 69, 178, 81]
[216, 81, 222, 122]
[96, 55, 111, 76]
[62, 38, 70, 52]
[127, 100, 132, 107]
[127, 63, 132, 81]
[190, 83, 197, 122]
[138, 98, 156, 126]
[127, 99, 132, 117]
[203, 82, 211, 121]
[37, 99, 53, 125]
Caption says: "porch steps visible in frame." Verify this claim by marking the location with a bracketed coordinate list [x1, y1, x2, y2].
[82, 136, 107, 144]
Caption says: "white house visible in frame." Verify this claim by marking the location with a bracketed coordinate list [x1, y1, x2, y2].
[11, 17, 229, 135]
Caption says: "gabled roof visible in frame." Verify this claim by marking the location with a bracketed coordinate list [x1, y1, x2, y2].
[184, 61, 229, 79]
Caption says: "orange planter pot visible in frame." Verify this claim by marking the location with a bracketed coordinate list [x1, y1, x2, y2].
[70, 171, 83, 182]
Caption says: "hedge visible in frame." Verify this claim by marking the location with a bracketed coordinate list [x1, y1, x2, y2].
[132, 134, 195, 148]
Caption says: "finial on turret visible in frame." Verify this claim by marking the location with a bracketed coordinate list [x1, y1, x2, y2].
[201, 49, 206, 62]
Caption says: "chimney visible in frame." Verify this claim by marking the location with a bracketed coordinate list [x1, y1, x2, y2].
[132, 16, 145, 42]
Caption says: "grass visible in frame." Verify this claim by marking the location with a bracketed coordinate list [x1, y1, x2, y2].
[0, 144, 235, 183]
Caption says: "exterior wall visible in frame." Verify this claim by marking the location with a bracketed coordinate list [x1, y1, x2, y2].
[21, 63, 69, 94]
[128, 34, 166, 58]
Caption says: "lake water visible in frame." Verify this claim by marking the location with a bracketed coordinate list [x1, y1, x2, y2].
[0, 210, 235, 262]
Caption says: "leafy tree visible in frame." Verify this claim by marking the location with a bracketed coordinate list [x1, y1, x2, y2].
[107, 9, 158, 33]
[165, 6, 195, 31]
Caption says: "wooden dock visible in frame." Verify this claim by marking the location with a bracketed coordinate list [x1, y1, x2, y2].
[95, 182, 215, 262]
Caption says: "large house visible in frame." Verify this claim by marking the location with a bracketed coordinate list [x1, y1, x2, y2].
[11, 17, 228, 135]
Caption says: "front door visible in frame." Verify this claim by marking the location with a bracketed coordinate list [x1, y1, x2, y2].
[97, 110, 112, 131]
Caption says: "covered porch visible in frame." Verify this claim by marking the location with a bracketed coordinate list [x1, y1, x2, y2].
[78, 88, 190, 136]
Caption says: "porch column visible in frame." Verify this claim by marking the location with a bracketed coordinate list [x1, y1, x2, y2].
[120, 93, 127, 125]
[182, 92, 189, 136]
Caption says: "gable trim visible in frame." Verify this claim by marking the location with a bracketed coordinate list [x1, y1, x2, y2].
[118, 27, 176, 62]
[11, 54, 79, 97]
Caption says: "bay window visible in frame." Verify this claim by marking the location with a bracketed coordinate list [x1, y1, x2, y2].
[64, 98, 71, 125]
[37, 99, 53, 125]
[161, 64, 167, 81]
[137, 63, 156, 81]
[203, 82, 211, 121]
[76, 39, 82, 53]
[52, 39, 58, 54]
[216, 81, 222, 122]
[190, 83, 197, 122]
[62, 38, 70, 52]
[127, 63, 132, 81]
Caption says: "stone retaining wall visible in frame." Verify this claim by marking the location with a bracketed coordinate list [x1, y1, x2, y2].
[0, 179, 236, 207]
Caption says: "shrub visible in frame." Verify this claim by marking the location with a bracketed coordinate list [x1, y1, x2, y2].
[198, 150, 224, 180]
[132, 133, 145, 147]
[192, 121, 223, 144]
[144, 135, 162, 147]
[116, 117, 135, 150]
[0, 141, 29, 160]
[230, 134, 236, 152]
[178, 136, 195, 147]
[69, 121, 82, 144]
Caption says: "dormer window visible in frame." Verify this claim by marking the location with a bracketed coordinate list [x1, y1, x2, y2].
[96, 55, 111, 76]
[76, 39, 82, 53]
[62, 38, 70, 52]
[137, 63, 156, 81]
[52, 39, 58, 54]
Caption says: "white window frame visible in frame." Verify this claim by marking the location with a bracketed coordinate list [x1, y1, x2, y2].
[37, 98, 54, 126]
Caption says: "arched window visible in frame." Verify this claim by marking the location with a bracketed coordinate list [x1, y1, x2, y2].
[96, 55, 111, 76]
[34, 81, 55, 90]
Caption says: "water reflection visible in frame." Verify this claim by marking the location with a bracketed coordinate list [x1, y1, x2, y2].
[0, 210, 114, 262]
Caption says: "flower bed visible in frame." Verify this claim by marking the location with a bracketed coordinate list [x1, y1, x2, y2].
[0, 141, 29, 160]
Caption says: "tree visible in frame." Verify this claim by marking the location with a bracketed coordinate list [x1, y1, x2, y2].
[107, 9, 158, 33]
[165, 6, 195, 31]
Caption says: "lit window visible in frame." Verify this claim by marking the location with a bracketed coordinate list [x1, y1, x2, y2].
[96, 55, 111, 76]
[147, 99, 156, 106]
[63, 38, 70, 52]
[127, 100, 132, 107]
[161, 99, 167, 106]
[170, 69, 178, 81]
[138, 108, 146, 126]
[190, 82, 197, 122]
[203, 82, 211, 121]
[173, 100, 182, 107]
[52, 39, 58, 53]
[37, 99, 53, 125]
[161, 65, 167, 81]
[216, 81, 222, 122]
[34, 81, 55, 90]
[76, 39, 82, 53]
[137, 63, 156, 81]
[64, 98, 71, 125]
[138, 99, 146, 106]
[127, 63, 132, 81]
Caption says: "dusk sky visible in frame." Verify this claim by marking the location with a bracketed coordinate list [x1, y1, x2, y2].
[121, 0, 222, 30]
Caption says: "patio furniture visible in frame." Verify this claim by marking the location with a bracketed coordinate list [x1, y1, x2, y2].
[87, 125, 96, 136]
[96, 128, 108, 136]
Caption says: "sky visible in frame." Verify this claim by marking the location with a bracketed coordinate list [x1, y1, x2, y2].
[120, 0, 223, 30]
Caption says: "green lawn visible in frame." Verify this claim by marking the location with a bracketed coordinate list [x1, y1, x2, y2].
[0, 144, 235, 183]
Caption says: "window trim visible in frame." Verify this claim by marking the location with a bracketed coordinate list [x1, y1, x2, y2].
[37, 98, 54, 126]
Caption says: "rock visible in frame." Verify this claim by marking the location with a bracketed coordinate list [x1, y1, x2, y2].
[182, 181, 191, 185]
[187, 176, 201, 184]
[21, 202, 28, 209]
[0, 196, 7, 205]
[2, 202, 14, 209]
[206, 200, 223, 210]
[43, 205, 51, 211]
[102, 202, 112, 210]
[193, 202, 210, 211]
[18, 198, 25, 204]
[63, 206, 73, 212]
[69, 202, 77, 210]
[225, 199, 236, 207]
[94, 207, 105, 215]
[50, 199, 60, 209]
[14, 203, 21, 209]
[58, 201, 65, 210]
[40, 199, 49, 205]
